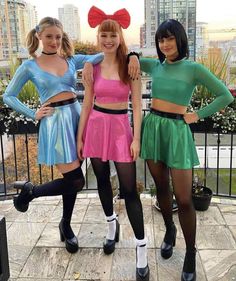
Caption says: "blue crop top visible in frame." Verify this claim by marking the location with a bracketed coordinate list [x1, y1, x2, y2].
[3, 54, 103, 120]
[140, 58, 234, 119]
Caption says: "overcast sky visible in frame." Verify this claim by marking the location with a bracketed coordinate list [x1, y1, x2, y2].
[29, 0, 236, 44]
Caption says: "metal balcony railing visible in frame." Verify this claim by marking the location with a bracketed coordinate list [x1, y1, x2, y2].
[0, 95, 235, 199]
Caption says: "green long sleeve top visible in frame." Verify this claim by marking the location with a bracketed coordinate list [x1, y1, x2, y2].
[140, 58, 234, 119]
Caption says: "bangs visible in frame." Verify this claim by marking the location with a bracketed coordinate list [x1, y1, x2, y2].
[156, 21, 175, 39]
[98, 20, 120, 33]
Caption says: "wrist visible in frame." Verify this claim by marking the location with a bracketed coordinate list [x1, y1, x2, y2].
[127, 52, 140, 63]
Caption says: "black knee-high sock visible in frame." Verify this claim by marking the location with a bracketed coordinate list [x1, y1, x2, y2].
[33, 167, 85, 198]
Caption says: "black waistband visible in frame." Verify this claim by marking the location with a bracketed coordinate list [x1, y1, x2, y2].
[150, 108, 184, 120]
[49, 97, 78, 107]
[93, 104, 128, 114]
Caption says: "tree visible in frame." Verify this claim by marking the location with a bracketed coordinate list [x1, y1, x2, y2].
[74, 41, 99, 55]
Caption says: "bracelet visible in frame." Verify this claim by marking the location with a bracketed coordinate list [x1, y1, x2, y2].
[127, 51, 140, 63]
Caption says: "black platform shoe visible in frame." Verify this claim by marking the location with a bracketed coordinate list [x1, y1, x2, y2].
[103, 218, 120, 255]
[59, 219, 79, 254]
[136, 245, 149, 281]
[181, 248, 197, 281]
[161, 223, 177, 259]
[13, 181, 35, 212]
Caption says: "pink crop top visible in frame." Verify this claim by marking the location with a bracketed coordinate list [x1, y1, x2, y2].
[93, 64, 130, 103]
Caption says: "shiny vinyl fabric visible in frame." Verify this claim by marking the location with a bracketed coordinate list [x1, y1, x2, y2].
[38, 101, 81, 165]
[140, 112, 199, 169]
[83, 109, 133, 162]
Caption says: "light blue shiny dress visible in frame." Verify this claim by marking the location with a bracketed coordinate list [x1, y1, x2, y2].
[3, 54, 103, 165]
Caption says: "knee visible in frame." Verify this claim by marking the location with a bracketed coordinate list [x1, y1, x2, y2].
[63, 167, 85, 193]
[122, 188, 138, 201]
[176, 196, 193, 211]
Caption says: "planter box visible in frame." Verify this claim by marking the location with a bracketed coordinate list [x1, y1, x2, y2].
[0, 120, 39, 135]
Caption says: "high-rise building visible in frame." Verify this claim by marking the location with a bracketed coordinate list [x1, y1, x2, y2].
[0, 0, 37, 60]
[144, 0, 196, 59]
[58, 4, 81, 42]
[196, 22, 209, 59]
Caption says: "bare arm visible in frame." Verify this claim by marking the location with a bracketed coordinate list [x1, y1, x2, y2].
[77, 84, 94, 160]
[130, 75, 142, 161]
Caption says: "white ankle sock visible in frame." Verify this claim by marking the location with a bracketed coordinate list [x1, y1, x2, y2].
[106, 213, 117, 240]
[136, 238, 148, 268]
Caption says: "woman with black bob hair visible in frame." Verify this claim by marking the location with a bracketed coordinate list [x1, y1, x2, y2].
[129, 19, 234, 281]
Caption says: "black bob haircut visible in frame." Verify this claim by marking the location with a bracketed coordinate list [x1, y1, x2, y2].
[155, 19, 189, 63]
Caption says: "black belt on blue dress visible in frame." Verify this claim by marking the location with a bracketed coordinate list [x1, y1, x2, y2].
[49, 97, 78, 107]
[93, 104, 128, 114]
[150, 108, 184, 120]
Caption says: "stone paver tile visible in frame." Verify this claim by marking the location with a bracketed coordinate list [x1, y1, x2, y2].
[30, 196, 61, 205]
[64, 248, 112, 280]
[197, 225, 236, 250]
[229, 226, 236, 240]
[118, 205, 153, 225]
[8, 245, 33, 278]
[16, 204, 56, 223]
[152, 207, 179, 225]
[15, 279, 61, 281]
[20, 247, 70, 279]
[7, 222, 46, 246]
[153, 221, 186, 250]
[0, 203, 20, 222]
[83, 205, 106, 224]
[218, 204, 236, 225]
[157, 249, 207, 281]
[200, 250, 236, 281]
[50, 202, 88, 223]
[110, 248, 157, 281]
[36, 222, 81, 247]
[117, 224, 154, 249]
[196, 205, 225, 225]
[78, 223, 106, 248]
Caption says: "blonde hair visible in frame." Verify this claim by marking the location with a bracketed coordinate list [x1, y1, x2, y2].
[26, 17, 74, 58]
[98, 20, 129, 84]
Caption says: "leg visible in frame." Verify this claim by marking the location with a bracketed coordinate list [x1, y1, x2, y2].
[170, 168, 196, 281]
[114, 162, 149, 281]
[90, 158, 119, 255]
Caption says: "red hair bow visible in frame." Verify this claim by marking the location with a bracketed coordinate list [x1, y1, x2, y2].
[88, 6, 130, 29]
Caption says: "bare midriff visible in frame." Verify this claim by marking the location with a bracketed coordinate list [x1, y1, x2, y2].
[44, 91, 76, 104]
[95, 101, 128, 110]
[151, 98, 187, 114]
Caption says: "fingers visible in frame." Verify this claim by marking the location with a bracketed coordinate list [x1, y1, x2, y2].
[128, 66, 141, 80]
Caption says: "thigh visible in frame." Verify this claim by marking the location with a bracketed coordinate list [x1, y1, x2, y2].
[90, 158, 110, 180]
[56, 160, 81, 174]
[114, 162, 136, 192]
[146, 160, 169, 187]
[170, 168, 192, 200]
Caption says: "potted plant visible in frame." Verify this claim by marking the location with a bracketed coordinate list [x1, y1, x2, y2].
[192, 174, 213, 211]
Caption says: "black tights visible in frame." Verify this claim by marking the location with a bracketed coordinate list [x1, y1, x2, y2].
[32, 167, 85, 238]
[91, 158, 145, 240]
[147, 160, 196, 251]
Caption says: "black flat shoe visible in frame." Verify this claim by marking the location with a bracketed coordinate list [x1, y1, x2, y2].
[13, 181, 34, 212]
[161, 223, 177, 259]
[181, 248, 196, 281]
[59, 219, 79, 254]
[103, 219, 120, 255]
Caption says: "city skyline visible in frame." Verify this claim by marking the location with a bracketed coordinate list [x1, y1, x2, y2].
[30, 0, 236, 44]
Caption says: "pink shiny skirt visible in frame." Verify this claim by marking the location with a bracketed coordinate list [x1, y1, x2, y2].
[82, 108, 133, 162]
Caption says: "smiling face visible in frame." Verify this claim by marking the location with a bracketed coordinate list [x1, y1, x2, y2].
[38, 25, 63, 53]
[158, 35, 178, 61]
[98, 31, 120, 54]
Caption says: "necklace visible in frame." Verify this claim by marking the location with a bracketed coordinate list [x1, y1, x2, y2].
[42, 51, 57, 55]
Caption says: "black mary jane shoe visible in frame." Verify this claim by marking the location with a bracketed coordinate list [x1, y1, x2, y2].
[136, 245, 150, 281]
[59, 219, 79, 254]
[136, 264, 150, 281]
[161, 223, 177, 259]
[181, 248, 197, 281]
[13, 181, 34, 212]
[103, 219, 120, 255]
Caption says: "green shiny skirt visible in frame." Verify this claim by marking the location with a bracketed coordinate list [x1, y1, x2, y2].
[140, 112, 199, 169]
